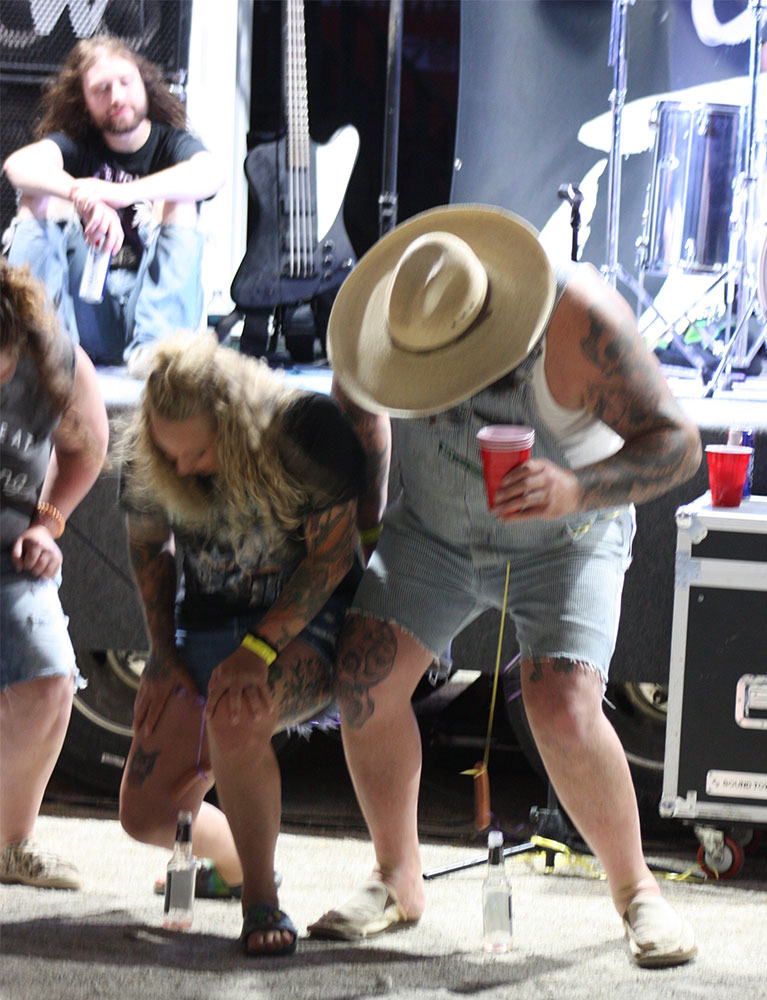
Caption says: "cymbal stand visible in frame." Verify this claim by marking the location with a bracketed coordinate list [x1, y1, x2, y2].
[705, 0, 767, 394]
[602, 0, 705, 371]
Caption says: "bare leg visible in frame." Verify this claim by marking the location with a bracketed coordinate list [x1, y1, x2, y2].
[520, 657, 658, 916]
[210, 637, 334, 954]
[119, 689, 242, 886]
[334, 616, 434, 919]
[0, 675, 73, 845]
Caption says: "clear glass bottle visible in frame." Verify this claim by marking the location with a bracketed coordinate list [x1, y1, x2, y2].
[163, 810, 195, 930]
[482, 829, 512, 952]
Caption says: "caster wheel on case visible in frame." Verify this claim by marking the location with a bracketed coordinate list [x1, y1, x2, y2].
[697, 836, 745, 879]
[739, 829, 765, 855]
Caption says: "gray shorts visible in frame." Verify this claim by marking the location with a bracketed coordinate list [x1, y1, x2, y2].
[0, 559, 79, 689]
[351, 505, 636, 684]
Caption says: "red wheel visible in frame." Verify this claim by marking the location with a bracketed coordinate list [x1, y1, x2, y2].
[740, 830, 765, 855]
[697, 836, 745, 879]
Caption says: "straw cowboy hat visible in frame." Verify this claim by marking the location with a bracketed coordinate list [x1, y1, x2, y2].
[327, 204, 556, 417]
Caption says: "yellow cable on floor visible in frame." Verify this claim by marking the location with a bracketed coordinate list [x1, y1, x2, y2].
[513, 836, 707, 883]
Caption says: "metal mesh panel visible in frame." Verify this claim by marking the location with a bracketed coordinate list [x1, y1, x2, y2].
[0, 0, 192, 77]
[0, 0, 192, 234]
[0, 76, 42, 236]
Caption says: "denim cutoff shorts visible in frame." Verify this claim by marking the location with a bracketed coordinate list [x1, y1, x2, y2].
[351, 505, 637, 686]
[177, 585, 352, 698]
[0, 557, 79, 689]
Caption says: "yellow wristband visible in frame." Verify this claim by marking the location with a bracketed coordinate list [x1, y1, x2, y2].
[35, 500, 65, 539]
[241, 633, 278, 665]
[358, 524, 382, 545]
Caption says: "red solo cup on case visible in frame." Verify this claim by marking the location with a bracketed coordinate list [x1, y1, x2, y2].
[706, 444, 753, 508]
[477, 425, 535, 508]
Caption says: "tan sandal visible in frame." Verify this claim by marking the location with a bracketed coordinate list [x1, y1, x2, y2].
[307, 880, 419, 940]
[622, 893, 697, 968]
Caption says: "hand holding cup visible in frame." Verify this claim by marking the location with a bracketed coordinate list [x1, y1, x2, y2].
[477, 425, 535, 509]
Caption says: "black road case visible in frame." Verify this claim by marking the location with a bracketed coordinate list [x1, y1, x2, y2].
[660, 493, 767, 876]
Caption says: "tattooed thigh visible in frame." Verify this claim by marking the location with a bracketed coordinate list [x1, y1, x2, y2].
[125, 743, 161, 788]
[271, 647, 334, 730]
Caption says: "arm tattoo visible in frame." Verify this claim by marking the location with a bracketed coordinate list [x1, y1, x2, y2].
[258, 501, 356, 650]
[575, 305, 700, 508]
[335, 616, 397, 730]
[336, 398, 391, 525]
[128, 533, 178, 678]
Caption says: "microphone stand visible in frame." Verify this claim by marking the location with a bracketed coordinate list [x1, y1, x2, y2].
[378, 0, 403, 238]
[704, 0, 767, 395]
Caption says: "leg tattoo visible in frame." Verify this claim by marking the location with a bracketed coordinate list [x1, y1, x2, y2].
[335, 617, 397, 730]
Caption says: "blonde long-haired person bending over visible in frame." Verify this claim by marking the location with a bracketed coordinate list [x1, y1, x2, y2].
[118, 333, 389, 957]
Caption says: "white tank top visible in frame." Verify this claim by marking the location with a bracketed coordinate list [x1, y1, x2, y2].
[531, 339, 624, 470]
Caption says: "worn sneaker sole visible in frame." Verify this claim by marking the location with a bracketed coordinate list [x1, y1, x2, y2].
[0, 871, 80, 890]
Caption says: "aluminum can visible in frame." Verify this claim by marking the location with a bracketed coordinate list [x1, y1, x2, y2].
[726, 427, 755, 498]
[78, 243, 111, 303]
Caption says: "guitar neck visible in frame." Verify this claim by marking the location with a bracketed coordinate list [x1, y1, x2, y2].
[283, 0, 314, 274]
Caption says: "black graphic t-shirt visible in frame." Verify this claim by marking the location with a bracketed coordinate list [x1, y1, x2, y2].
[122, 392, 367, 625]
[49, 124, 207, 262]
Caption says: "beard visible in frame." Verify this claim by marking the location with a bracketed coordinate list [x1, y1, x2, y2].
[96, 96, 149, 136]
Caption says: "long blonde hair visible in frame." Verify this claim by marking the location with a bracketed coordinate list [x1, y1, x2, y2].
[122, 334, 308, 536]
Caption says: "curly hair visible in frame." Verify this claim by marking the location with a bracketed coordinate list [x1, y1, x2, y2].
[0, 259, 75, 414]
[121, 334, 311, 537]
[34, 34, 187, 142]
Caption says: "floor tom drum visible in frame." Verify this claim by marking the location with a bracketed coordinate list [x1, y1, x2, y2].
[644, 101, 744, 275]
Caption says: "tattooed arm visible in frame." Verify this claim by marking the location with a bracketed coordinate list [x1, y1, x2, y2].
[127, 510, 197, 734]
[331, 378, 391, 533]
[205, 499, 357, 723]
[494, 263, 701, 519]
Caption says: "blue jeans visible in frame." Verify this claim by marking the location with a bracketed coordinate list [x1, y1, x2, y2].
[6, 216, 204, 365]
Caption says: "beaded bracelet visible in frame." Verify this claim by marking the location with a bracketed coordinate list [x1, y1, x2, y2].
[35, 500, 65, 539]
[240, 633, 278, 665]
[358, 523, 383, 545]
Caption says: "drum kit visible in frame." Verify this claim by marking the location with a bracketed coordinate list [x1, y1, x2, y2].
[601, 0, 767, 396]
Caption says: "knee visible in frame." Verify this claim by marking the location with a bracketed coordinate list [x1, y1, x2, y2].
[119, 786, 172, 844]
[206, 709, 273, 761]
[118, 792, 152, 842]
[522, 672, 602, 753]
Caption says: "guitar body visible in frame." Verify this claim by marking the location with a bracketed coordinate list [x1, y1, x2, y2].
[231, 124, 359, 311]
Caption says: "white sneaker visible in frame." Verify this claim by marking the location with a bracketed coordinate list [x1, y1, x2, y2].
[0, 839, 81, 890]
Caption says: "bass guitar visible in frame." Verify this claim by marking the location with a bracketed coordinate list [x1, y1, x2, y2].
[230, 0, 359, 318]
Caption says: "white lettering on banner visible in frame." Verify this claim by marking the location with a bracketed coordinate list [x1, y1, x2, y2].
[30, 0, 109, 38]
[706, 770, 767, 801]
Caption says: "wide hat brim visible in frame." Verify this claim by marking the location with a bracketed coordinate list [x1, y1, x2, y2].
[327, 204, 556, 417]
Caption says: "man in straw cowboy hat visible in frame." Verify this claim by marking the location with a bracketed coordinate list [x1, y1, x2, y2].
[307, 204, 702, 967]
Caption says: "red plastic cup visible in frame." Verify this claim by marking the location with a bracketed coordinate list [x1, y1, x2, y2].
[477, 425, 535, 508]
[706, 444, 753, 507]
